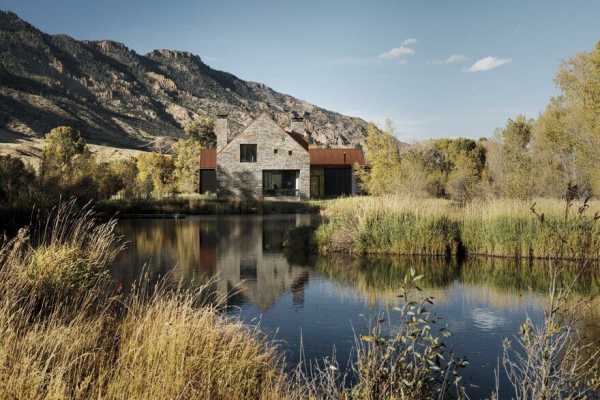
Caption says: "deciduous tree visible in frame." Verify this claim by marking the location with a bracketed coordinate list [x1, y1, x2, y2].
[172, 139, 203, 193]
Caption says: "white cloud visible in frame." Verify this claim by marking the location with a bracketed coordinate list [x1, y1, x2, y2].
[378, 39, 417, 62]
[378, 45, 415, 60]
[468, 56, 512, 72]
[432, 54, 469, 65]
[444, 54, 469, 64]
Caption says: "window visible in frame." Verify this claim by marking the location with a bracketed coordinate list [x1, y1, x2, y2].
[288, 150, 293, 156]
[240, 144, 257, 162]
[274, 149, 278, 154]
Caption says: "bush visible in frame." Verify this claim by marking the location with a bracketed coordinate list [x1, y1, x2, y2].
[0, 155, 37, 209]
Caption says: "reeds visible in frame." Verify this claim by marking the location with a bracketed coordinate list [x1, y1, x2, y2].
[315, 196, 600, 259]
[0, 202, 294, 400]
[0, 200, 473, 399]
[315, 196, 461, 257]
[4, 198, 598, 399]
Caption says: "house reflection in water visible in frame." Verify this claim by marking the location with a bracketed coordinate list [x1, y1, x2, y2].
[201, 215, 314, 310]
[113, 215, 315, 312]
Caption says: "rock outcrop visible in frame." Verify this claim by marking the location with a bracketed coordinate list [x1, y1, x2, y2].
[0, 11, 369, 151]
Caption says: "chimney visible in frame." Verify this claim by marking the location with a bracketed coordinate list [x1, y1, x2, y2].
[290, 112, 306, 138]
[215, 113, 229, 152]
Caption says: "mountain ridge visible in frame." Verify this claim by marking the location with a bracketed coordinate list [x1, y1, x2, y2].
[0, 10, 370, 153]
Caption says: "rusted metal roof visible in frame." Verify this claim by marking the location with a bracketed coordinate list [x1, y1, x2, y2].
[199, 147, 365, 169]
[309, 148, 366, 166]
[199, 148, 216, 169]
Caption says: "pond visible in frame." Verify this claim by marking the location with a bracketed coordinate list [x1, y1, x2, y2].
[112, 214, 600, 399]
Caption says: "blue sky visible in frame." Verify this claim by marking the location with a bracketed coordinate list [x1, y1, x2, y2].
[2, 0, 599, 141]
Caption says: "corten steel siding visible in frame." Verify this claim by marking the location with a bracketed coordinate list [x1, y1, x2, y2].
[216, 114, 310, 200]
[308, 148, 365, 166]
[199, 148, 217, 194]
[199, 148, 216, 169]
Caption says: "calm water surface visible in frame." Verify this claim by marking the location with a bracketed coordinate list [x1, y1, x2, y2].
[113, 214, 600, 399]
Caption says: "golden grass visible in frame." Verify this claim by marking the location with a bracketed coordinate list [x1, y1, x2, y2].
[0, 202, 296, 400]
[106, 291, 290, 400]
[315, 196, 600, 259]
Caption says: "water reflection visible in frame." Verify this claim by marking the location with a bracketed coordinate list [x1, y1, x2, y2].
[113, 215, 600, 399]
[113, 215, 316, 310]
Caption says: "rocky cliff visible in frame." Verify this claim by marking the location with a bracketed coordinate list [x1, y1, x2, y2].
[0, 11, 369, 152]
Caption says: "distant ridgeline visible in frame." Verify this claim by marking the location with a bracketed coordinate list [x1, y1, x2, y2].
[0, 11, 369, 150]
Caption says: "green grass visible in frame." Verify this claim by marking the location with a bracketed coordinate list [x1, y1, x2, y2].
[315, 196, 600, 259]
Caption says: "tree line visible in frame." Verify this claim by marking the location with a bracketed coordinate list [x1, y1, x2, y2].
[359, 41, 600, 202]
[0, 117, 215, 209]
[2, 41, 599, 208]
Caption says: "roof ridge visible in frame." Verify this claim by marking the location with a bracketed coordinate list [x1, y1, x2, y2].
[217, 114, 309, 155]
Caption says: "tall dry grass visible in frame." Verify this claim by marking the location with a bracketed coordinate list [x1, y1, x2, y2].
[315, 196, 600, 259]
[106, 289, 291, 400]
[315, 196, 461, 257]
[0, 202, 296, 400]
[0, 200, 474, 400]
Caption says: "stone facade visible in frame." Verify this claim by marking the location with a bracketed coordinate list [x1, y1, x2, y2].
[216, 113, 311, 200]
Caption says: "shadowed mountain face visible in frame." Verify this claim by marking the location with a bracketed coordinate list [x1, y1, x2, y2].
[0, 11, 369, 150]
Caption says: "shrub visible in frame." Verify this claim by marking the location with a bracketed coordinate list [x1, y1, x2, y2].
[0, 155, 36, 209]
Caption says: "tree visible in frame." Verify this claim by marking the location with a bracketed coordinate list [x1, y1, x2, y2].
[397, 145, 447, 197]
[184, 117, 216, 147]
[91, 159, 141, 200]
[356, 123, 402, 195]
[39, 126, 101, 202]
[532, 98, 577, 197]
[495, 116, 535, 199]
[108, 158, 139, 199]
[41, 126, 90, 180]
[172, 139, 203, 193]
[136, 152, 175, 198]
[551, 41, 600, 194]
[446, 153, 481, 203]
[0, 155, 36, 208]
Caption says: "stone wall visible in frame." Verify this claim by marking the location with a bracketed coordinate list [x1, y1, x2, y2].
[216, 114, 310, 200]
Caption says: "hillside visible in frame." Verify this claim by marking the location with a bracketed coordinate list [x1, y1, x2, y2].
[0, 10, 369, 160]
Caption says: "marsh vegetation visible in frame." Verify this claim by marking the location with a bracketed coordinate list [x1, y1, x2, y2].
[315, 196, 600, 260]
[2, 202, 600, 399]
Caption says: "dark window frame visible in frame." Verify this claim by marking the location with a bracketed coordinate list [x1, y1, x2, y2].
[240, 144, 257, 163]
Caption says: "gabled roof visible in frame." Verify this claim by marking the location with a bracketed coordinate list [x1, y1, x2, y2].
[218, 113, 309, 155]
[309, 148, 366, 166]
[200, 114, 365, 169]
[286, 130, 309, 150]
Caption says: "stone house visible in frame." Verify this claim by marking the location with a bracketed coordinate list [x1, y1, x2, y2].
[199, 113, 365, 200]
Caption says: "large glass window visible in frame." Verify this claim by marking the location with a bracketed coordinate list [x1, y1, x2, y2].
[240, 144, 257, 162]
[263, 170, 299, 196]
